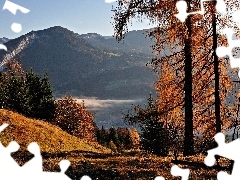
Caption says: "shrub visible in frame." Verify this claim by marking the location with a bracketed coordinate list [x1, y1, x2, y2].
[53, 96, 96, 141]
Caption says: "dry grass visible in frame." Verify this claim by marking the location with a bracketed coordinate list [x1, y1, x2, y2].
[42, 153, 220, 179]
[0, 109, 111, 154]
[0, 109, 230, 179]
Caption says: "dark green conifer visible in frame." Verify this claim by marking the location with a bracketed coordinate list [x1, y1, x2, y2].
[25, 68, 43, 118]
[39, 72, 55, 120]
[124, 94, 170, 156]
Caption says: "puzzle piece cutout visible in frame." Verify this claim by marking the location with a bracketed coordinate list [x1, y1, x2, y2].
[0, 44, 7, 51]
[205, 132, 240, 180]
[3, 0, 30, 15]
[175, 0, 226, 22]
[175, 0, 240, 78]
[154, 165, 190, 180]
[216, 27, 240, 77]
[81, 175, 92, 180]
[0, 123, 93, 180]
[2, 0, 30, 33]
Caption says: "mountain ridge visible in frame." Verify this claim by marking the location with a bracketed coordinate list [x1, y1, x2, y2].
[0, 26, 156, 127]
[0, 26, 156, 99]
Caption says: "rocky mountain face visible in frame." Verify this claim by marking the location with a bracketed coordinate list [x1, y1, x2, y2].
[0, 26, 156, 100]
[79, 30, 154, 55]
[0, 37, 9, 44]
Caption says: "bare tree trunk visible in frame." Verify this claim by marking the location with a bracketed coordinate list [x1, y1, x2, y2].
[211, 0, 221, 166]
[183, 0, 194, 156]
[212, 1, 221, 134]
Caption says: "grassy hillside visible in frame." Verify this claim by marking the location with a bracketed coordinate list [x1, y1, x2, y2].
[0, 109, 110, 154]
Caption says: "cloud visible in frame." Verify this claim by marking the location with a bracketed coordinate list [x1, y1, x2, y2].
[76, 98, 143, 111]
[105, 0, 116, 3]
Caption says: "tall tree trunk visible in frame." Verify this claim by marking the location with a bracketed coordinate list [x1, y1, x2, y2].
[212, 1, 221, 134]
[212, 0, 222, 167]
[183, 1, 194, 156]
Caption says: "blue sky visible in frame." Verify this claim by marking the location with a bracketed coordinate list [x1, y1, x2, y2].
[0, 0, 155, 39]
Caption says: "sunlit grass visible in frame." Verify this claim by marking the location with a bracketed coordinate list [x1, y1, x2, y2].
[0, 109, 110, 154]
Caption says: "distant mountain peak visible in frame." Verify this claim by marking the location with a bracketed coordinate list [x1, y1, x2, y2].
[0, 37, 10, 44]
[80, 33, 105, 40]
[0, 26, 155, 99]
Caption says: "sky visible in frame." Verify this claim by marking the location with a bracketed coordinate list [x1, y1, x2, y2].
[0, 0, 155, 39]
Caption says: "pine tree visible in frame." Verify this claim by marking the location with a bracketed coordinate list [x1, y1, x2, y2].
[4, 74, 28, 114]
[0, 60, 28, 114]
[123, 130, 133, 150]
[124, 94, 170, 156]
[25, 68, 43, 118]
[109, 126, 121, 151]
[39, 72, 55, 120]
[96, 125, 107, 145]
[0, 60, 55, 121]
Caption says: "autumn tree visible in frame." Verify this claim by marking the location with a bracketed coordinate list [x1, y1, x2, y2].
[126, 128, 140, 149]
[53, 96, 96, 141]
[113, 0, 196, 155]
[112, 0, 237, 155]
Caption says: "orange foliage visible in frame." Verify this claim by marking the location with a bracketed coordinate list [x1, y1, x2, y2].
[128, 128, 140, 149]
[53, 96, 96, 142]
[113, 0, 239, 148]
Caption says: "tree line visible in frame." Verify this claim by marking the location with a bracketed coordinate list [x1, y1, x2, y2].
[0, 60, 96, 142]
[0, 60, 55, 120]
[96, 126, 140, 153]
[0, 59, 139, 150]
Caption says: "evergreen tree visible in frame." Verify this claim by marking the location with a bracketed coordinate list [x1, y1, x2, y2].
[0, 60, 28, 113]
[4, 74, 28, 114]
[24, 69, 55, 120]
[109, 126, 121, 150]
[0, 72, 6, 108]
[141, 118, 168, 156]
[123, 130, 133, 150]
[25, 68, 42, 118]
[124, 94, 170, 156]
[39, 72, 55, 120]
[97, 125, 107, 146]
[0, 60, 55, 120]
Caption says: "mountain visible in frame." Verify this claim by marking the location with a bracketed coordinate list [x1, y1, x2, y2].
[0, 37, 10, 44]
[0, 26, 156, 100]
[79, 30, 154, 55]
